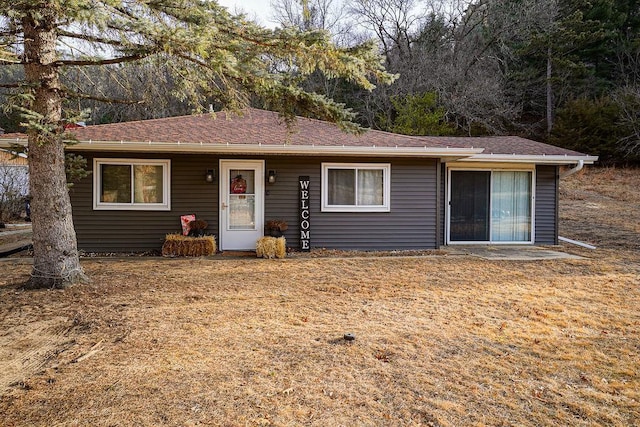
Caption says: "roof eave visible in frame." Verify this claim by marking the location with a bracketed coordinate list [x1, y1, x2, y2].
[1, 138, 598, 164]
[462, 154, 599, 165]
[18, 139, 484, 158]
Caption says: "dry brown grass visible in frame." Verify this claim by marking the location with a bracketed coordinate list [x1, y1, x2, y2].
[0, 167, 638, 426]
[560, 167, 640, 251]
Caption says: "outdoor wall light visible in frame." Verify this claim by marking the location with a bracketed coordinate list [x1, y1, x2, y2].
[205, 169, 216, 183]
[268, 170, 277, 184]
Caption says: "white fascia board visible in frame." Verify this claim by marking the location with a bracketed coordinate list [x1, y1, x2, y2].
[462, 154, 599, 165]
[48, 139, 485, 158]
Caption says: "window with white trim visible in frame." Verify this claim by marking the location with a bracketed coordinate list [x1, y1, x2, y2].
[93, 159, 171, 210]
[322, 163, 390, 212]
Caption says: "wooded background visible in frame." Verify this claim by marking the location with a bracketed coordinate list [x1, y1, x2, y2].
[2, 0, 638, 164]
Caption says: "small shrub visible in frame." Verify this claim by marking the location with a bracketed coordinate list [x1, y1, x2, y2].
[265, 219, 288, 237]
[265, 219, 288, 232]
[188, 219, 208, 237]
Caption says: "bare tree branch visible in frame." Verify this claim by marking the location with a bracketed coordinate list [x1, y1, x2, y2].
[61, 86, 145, 105]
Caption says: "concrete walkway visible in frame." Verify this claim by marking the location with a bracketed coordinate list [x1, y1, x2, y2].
[445, 245, 585, 261]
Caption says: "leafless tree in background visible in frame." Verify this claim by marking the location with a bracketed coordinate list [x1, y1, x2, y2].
[0, 158, 29, 222]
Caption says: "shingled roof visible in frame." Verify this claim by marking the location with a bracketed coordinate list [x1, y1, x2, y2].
[0, 108, 596, 163]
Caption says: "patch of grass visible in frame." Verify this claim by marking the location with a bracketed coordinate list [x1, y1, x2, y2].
[560, 167, 640, 251]
[1, 254, 638, 426]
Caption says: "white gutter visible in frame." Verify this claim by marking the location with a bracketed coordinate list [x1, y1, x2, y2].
[559, 159, 584, 178]
[462, 154, 598, 165]
[0, 138, 484, 158]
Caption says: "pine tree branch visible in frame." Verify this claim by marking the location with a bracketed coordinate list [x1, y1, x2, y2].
[57, 29, 131, 48]
[52, 54, 148, 67]
[175, 52, 208, 68]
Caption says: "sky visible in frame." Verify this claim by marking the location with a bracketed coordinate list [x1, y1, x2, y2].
[217, 0, 278, 28]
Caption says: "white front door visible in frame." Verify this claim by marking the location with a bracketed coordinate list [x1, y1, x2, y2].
[219, 160, 264, 250]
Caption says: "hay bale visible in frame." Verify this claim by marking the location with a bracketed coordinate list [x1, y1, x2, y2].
[162, 234, 216, 257]
[275, 236, 286, 258]
[256, 236, 286, 259]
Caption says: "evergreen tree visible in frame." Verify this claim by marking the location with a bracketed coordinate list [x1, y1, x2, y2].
[550, 96, 627, 163]
[0, 0, 393, 288]
[389, 92, 456, 136]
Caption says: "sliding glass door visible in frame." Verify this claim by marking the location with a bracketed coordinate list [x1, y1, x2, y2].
[449, 170, 533, 244]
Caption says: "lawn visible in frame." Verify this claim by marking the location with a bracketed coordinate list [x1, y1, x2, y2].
[0, 168, 638, 426]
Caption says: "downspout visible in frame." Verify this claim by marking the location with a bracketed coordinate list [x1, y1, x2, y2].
[558, 160, 595, 249]
[560, 160, 584, 179]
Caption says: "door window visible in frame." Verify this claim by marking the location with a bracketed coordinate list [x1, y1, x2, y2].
[228, 169, 256, 230]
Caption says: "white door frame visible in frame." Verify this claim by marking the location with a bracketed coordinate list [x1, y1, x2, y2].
[219, 159, 265, 250]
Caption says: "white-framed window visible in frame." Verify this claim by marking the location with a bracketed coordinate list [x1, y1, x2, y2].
[93, 158, 171, 211]
[321, 163, 391, 212]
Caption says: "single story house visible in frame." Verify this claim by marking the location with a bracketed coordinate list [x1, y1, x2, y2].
[0, 108, 597, 252]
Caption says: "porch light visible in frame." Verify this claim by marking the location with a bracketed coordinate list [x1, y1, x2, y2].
[205, 169, 215, 183]
[268, 170, 277, 184]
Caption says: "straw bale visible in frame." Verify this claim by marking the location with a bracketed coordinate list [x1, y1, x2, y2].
[161, 234, 216, 257]
[256, 236, 286, 259]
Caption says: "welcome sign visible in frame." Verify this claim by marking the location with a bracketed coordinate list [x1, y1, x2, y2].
[299, 176, 310, 251]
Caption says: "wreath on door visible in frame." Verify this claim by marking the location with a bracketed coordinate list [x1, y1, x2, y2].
[231, 174, 247, 194]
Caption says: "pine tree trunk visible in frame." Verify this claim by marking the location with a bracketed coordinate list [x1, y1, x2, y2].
[22, 12, 88, 289]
